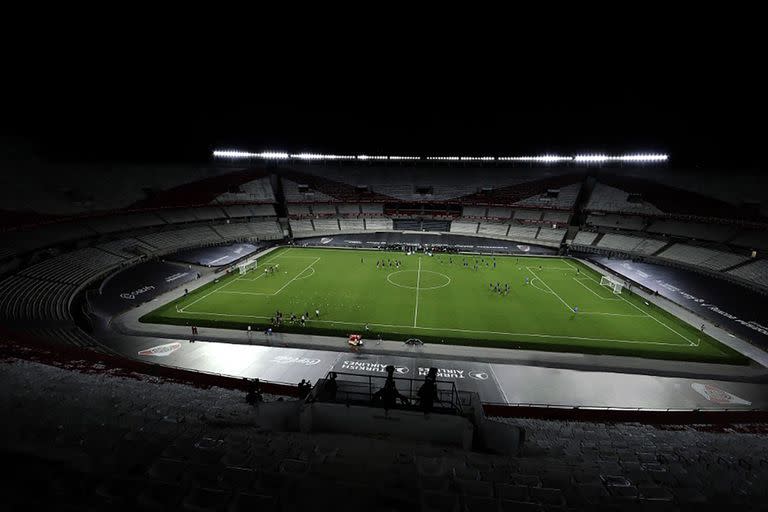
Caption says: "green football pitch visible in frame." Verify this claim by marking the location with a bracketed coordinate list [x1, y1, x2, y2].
[141, 247, 746, 364]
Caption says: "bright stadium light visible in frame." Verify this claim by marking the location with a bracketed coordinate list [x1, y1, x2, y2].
[357, 155, 389, 160]
[574, 154, 610, 163]
[498, 155, 572, 162]
[213, 150, 254, 159]
[618, 153, 668, 162]
[259, 152, 290, 159]
[389, 156, 420, 160]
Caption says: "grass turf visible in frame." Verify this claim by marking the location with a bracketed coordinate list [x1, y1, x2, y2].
[140, 247, 747, 364]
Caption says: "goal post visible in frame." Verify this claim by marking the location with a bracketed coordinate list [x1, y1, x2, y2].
[237, 257, 258, 275]
[599, 275, 624, 294]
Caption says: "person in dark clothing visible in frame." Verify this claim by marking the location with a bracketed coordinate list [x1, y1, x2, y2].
[417, 368, 439, 412]
[372, 365, 409, 409]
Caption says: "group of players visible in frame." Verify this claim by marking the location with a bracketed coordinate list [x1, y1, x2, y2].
[271, 308, 320, 327]
[374, 258, 403, 269]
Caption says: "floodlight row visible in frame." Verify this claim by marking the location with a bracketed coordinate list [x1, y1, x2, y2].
[213, 150, 668, 163]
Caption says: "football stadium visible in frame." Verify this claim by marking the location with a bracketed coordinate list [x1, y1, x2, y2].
[3, 98, 768, 508]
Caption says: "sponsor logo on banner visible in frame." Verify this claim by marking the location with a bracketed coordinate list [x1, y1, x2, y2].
[418, 367, 465, 379]
[469, 370, 489, 380]
[138, 342, 182, 357]
[320, 237, 334, 244]
[691, 383, 751, 405]
[516, 245, 531, 252]
[340, 360, 409, 374]
[120, 285, 156, 300]
[271, 356, 322, 366]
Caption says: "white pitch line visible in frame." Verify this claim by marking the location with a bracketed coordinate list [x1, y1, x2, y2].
[572, 276, 621, 301]
[578, 267, 695, 346]
[179, 249, 288, 311]
[269, 257, 321, 296]
[413, 256, 422, 327]
[176, 310, 691, 346]
[526, 267, 573, 312]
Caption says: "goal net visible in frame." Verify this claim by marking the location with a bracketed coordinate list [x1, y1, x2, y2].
[599, 275, 624, 294]
[237, 257, 258, 275]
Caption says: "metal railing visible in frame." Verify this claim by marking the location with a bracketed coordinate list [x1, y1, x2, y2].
[308, 371, 470, 414]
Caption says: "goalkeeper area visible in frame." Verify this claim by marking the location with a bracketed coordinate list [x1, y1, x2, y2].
[140, 247, 747, 364]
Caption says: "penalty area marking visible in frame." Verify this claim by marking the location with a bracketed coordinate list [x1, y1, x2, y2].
[174, 309, 693, 347]
[572, 276, 622, 301]
[564, 259, 696, 347]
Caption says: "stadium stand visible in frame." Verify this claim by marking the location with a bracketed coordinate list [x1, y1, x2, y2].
[451, 221, 480, 235]
[730, 230, 768, 250]
[513, 210, 543, 222]
[542, 211, 570, 224]
[462, 206, 488, 218]
[487, 206, 512, 219]
[212, 177, 276, 204]
[96, 238, 155, 259]
[360, 203, 384, 215]
[138, 226, 224, 251]
[19, 248, 125, 285]
[657, 244, 749, 271]
[287, 204, 312, 217]
[478, 222, 509, 237]
[290, 219, 316, 237]
[155, 208, 199, 224]
[586, 214, 646, 231]
[572, 231, 599, 246]
[364, 218, 393, 231]
[86, 212, 166, 234]
[312, 203, 338, 216]
[312, 219, 341, 233]
[337, 203, 362, 215]
[586, 183, 664, 215]
[507, 225, 541, 241]
[727, 259, 768, 289]
[339, 218, 365, 232]
[536, 227, 567, 244]
[647, 220, 738, 242]
[0, 275, 75, 323]
[597, 234, 667, 255]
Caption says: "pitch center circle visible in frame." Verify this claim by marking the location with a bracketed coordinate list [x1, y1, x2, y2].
[386, 270, 451, 290]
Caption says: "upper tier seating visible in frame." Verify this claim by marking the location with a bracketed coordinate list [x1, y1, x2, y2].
[586, 214, 646, 231]
[337, 203, 362, 215]
[223, 204, 276, 218]
[513, 210, 543, 221]
[727, 259, 768, 289]
[487, 207, 512, 219]
[360, 203, 384, 215]
[729, 230, 768, 250]
[138, 226, 223, 251]
[462, 206, 487, 217]
[212, 177, 276, 203]
[96, 238, 155, 259]
[19, 248, 125, 285]
[287, 204, 312, 216]
[647, 220, 738, 242]
[312, 204, 337, 216]
[657, 244, 749, 271]
[572, 231, 599, 246]
[542, 211, 570, 223]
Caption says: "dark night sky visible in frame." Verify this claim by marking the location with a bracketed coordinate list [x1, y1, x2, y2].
[2, 26, 764, 171]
